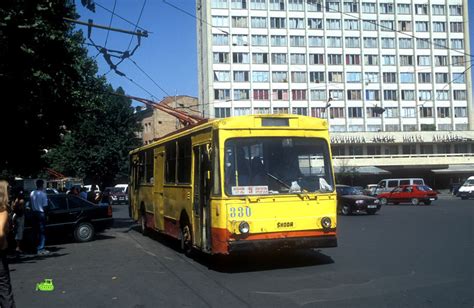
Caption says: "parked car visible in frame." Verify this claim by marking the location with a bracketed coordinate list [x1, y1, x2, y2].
[24, 194, 113, 243]
[456, 176, 474, 200]
[363, 184, 378, 196]
[377, 184, 438, 205]
[114, 184, 128, 194]
[102, 187, 129, 205]
[374, 178, 425, 195]
[45, 188, 59, 195]
[336, 185, 381, 215]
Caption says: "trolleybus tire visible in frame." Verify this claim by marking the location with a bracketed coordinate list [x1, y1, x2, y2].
[180, 223, 193, 256]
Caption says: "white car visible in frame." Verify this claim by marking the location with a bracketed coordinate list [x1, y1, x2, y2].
[114, 184, 128, 194]
[457, 176, 474, 200]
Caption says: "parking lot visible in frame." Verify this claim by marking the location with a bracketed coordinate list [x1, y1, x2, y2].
[10, 193, 473, 307]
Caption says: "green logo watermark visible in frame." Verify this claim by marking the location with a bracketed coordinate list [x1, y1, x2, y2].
[36, 279, 54, 292]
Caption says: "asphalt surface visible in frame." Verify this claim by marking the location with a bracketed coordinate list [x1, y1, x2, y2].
[10, 193, 474, 308]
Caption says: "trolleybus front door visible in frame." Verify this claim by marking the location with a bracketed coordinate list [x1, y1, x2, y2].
[153, 148, 165, 231]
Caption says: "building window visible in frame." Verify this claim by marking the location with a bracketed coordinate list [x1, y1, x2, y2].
[308, 36, 324, 47]
[432, 4, 445, 15]
[232, 34, 248, 46]
[415, 4, 429, 15]
[328, 71, 343, 82]
[435, 73, 448, 84]
[289, 18, 304, 29]
[309, 53, 324, 65]
[291, 71, 307, 83]
[415, 21, 429, 32]
[452, 56, 465, 66]
[288, 0, 304, 11]
[290, 35, 305, 47]
[252, 71, 269, 82]
[385, 107, 399, 118]
[327, 36, 342, 47]
[344, 1, 359, 13]
[326, 1, 340, 12]
[419, 107, 433, 118]
[346, 54, 361, 65]
[272, 71, 288, 83]
[434, 39, 447, 49]
[437, 107, 450, 118]
[290, 54, 306, 65]
[311, 107, 326, 118]
[271, 53, 287, 64]
[310, 90, 326, 101]
[365, 90, 380, 101]
[434, 55, 448, 66]
[398, 20, 412, 31]
[344, 19, 359, 30]
[330, 107, 345, 118]
[449, 5, 463, 16]
[382, 55, 395, 65]
[253, 89, 269, 100]
[363, 20, 377, 31]
[214, 71, 230, 82]
[362, 2, 376, 13]
[451, 39, 464, 49]
[400, 73, 414, 83]
[270, 35, 286, 46]
[453, 90, 467, 101]
[233, 107, 251, 116]
[450, 22, 463, 32]
[292, 107, 308, 115]
[348, 107, 363, 118]
[213, 34, 229, 45]
[399, 38, 413, 49]
[436, 90, 449, 100]
[231, 16, 248, 28]
[364, 54, 379, 65]
[400, 55, 413, 66]
[215, 107, 231, 118]
[272, 89, 288, 100]
[231, 0, 247, 9]
[401, 90, 415, 101]
[273, 107, 289, 114]
[433, 22, 446, 32]
[270, 17, 285, 29]
[211, 0, 228, 9]
[346, 72, 361, 83]
[212, 16, 229, 27]
[328, 54, 343, 65]
[234, 71, 249, 82]
[213, 52, 229, 64]
[310, 71, 325, 83]
[417, 56, 431, 66]
[233, 89, 250, 100]
[307, 0, 322, 11]
[253, 107, 270, 114]
[326, 19, 341, 30]
[308, 18, 323, 29]
[214, 89, 231, 100]
[250, 0, 267, 10]
[452, 73, 465, 84]
[385, 125, 400, 132]
[269, 0, 285, 10]
[383, 90, 397, 101]
[366, 107, 381, 118]
[380, 3, 394, 13]
[383, 72, 397, 83]
[345, 37, 360, 48]
[454, 107, 467, 117]
[347, 90, 362, 100]
[416, 38, 430, 49]
[251, 16, 267, 28]
[419, 90, 432, 101]
[418, 73, 432, 83]
[252, 53, 268, 64]
[232, 52, 250, 63]
[402, 108, 416, 118]
[365, 72, 379, 83]
[329, 90, 344, 100]
[381, 37, 395, 48]
[380, 20, 394, 31]
[291, 90, 307, 100]
[251, 34, 268, 46]
[363, 37, 378, 48]
[397, 3, 410, 14]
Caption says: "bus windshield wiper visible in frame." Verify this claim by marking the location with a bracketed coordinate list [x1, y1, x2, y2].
[266, 173, 309, 200]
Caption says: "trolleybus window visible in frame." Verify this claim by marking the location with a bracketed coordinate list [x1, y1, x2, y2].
[224, 137, 333, 196]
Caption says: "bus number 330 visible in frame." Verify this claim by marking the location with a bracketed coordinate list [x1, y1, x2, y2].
[229, 207, 252, 218]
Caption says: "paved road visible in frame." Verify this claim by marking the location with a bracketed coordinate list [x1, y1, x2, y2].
[10, 194, 473, 307]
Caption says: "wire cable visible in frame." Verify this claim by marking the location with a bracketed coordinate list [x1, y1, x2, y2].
[104, 0, 117, 47]
[127, 58, 172, 97]
[95, 1, 149, 32]
[127, 0, 147, 51]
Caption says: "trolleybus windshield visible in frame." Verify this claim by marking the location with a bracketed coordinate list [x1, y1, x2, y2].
[224, 137, 333, 196]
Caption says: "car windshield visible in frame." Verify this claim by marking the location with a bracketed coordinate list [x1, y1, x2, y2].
[339, 187, 364, 195]
[462, 179, 474, 186]
[224, 137, 334, 196]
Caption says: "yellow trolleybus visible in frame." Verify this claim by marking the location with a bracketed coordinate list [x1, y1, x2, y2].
[129, 114, 337, 255]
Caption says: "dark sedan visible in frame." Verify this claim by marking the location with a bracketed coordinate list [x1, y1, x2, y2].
[102, 187, 128, 205]
[336, 185, 381, 215]
[25, 194, 113, 243]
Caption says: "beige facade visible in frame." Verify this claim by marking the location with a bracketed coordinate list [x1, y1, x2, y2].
[135, 96, 199, 145]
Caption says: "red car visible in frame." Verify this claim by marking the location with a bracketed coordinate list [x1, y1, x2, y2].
[377, 184, 438, 205]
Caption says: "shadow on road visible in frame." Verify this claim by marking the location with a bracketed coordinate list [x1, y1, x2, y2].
[8, 246, 68, 264]
[131, 226, 334, 273]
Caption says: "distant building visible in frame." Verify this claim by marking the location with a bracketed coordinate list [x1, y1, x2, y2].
[135, 96, 199, 145]
[196, 0, 473, 188]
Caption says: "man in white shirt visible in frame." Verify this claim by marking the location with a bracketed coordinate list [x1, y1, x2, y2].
[30, 180, 49, 255]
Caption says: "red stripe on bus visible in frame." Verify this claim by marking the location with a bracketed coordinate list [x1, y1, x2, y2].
[164, 216, 180, 238]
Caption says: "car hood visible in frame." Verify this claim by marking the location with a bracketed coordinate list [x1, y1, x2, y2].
[339, 195, 377, 201]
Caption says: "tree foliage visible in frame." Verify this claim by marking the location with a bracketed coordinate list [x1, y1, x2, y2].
[0, 0, 142, 186]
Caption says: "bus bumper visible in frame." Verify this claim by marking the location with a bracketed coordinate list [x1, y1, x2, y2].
[227, 235, 337, 253]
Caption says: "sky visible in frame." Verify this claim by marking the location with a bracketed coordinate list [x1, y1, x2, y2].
[75, 0, 474, 105]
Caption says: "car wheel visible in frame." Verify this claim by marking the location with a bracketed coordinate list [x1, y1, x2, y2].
[341, 204, 351, 216]
[74, 222, 95, 242]
[423, 200, 431, 205]
[411, 198, 419, 205]
[367, 209, 376, 215]
[379, 198, 388, 206]
[180, 223, 193, 256]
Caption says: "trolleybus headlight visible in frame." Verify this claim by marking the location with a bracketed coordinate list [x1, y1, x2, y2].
[239, 221, 250, 234]
[321, 217, 332, 230]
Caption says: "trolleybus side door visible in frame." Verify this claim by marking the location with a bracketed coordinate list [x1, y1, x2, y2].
[193, 144, 211, 252]
[154, 147, 165, 231]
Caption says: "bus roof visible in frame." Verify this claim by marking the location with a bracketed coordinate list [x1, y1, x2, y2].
[130, 114, 328, 155]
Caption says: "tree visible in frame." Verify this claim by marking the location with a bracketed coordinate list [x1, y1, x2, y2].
[45, 86, 141, 188]
[0, 0, 89, 175]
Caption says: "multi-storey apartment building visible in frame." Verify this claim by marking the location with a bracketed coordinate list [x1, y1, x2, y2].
[196, 0, 473, 187]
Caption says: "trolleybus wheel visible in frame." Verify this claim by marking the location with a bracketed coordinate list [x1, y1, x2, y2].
[180, 223, 193, 256]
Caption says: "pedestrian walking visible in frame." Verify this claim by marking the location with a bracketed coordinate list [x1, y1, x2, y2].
[0, 180, 16, 308]
[30, 180, 49, 255]
[11, 191, 25, 254]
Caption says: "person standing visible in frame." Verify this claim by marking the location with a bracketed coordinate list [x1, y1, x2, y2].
[11, 191, 25, 254]
[30, 180, 49, 255]
[0, 180, 16, 308]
